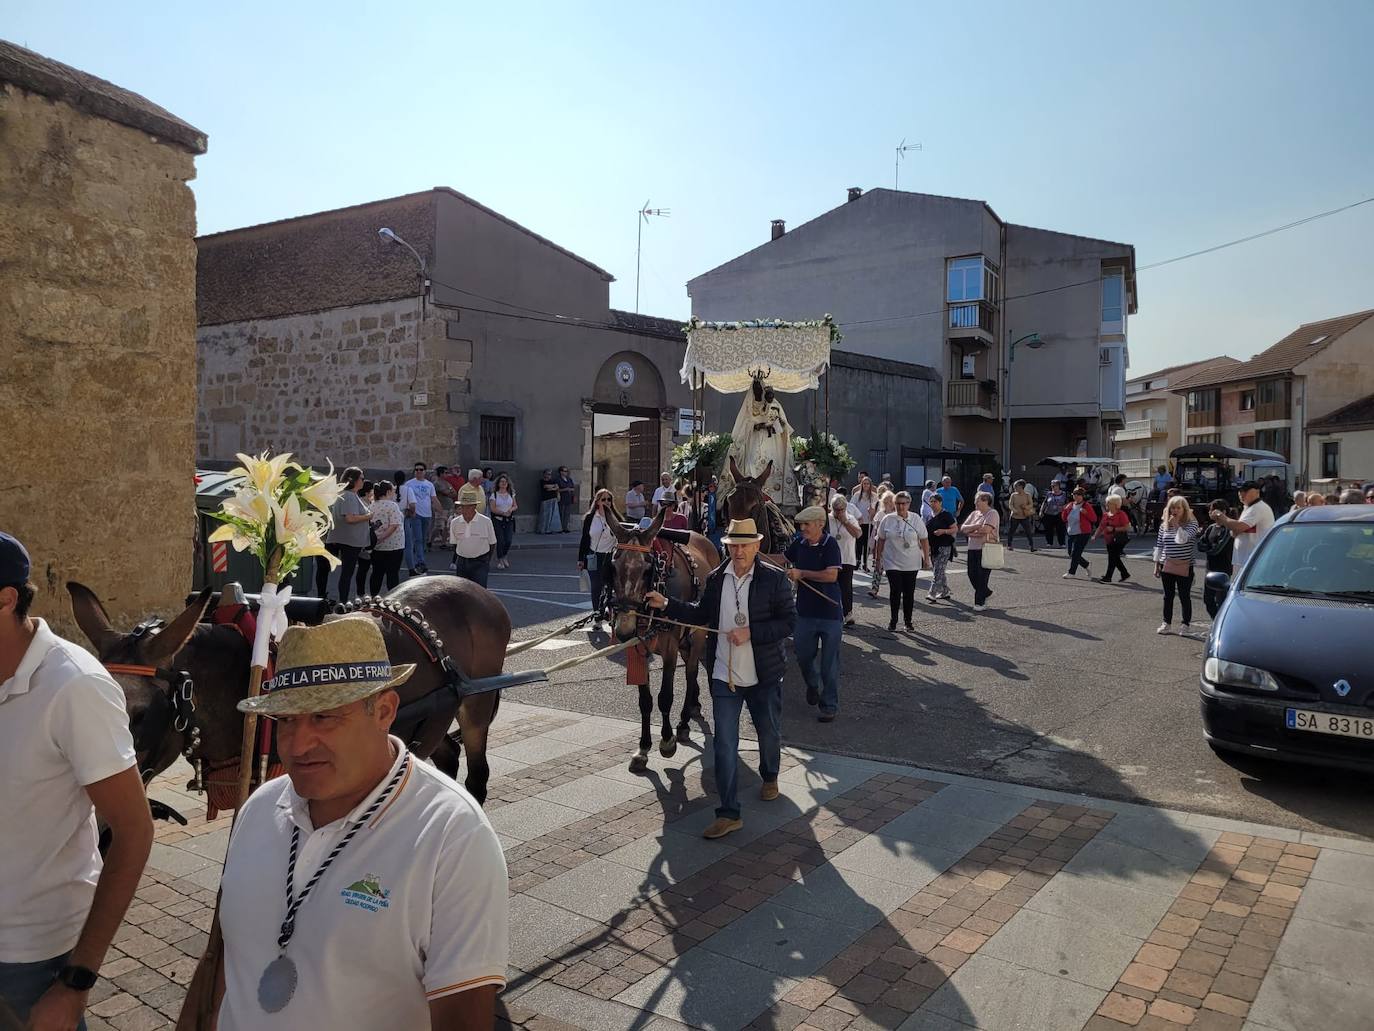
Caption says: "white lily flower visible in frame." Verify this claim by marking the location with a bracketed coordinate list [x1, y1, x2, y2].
[272, 493, 316, 545]
[222, 488, 273, 527]
[298, 462, 345, 514]
[296, 527, 340, 568]
[207, 521, 257, 552]
[231, 451, 297, 496]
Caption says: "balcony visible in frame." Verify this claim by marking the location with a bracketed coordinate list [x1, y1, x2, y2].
[1117, 458, 1153, 479]
[947, 379, 995, 417]
[946, 300, 996, 346]
[1114, 418, 1168, 442]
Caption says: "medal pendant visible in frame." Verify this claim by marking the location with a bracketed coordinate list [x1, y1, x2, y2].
[734, 611, 747, 627]
[259, 955, 298, 1013]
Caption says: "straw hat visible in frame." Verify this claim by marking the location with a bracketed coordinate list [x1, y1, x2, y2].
[457, 484, 484, 505]
[721, 518, 764, 542]
[238, 617, 415, 716]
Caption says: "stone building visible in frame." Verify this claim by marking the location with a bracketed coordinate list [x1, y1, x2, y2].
[196, 189, 693, 530]
[0, 41, 206, 637]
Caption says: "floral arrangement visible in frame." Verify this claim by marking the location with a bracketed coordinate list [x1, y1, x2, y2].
[208, 451, 342, 582]
[671, 432, 733, 481]
[792, 433, 855, 480]
[684, 314, 842, 344]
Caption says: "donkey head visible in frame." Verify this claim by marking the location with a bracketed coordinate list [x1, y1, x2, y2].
[68, 582, 249, 779]
[607, 507, 666, 643]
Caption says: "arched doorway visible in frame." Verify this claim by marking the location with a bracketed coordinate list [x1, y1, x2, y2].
[583, 352, 672, 509]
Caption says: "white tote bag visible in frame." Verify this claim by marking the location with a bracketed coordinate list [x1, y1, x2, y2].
[981, 542, 1006, 569]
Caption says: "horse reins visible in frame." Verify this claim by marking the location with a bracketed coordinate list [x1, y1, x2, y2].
[103, 660, 200, 784]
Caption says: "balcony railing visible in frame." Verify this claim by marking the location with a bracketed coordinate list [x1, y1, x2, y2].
[946, 300, 996, 335]
[1114, 418, 1168, 442]
[1117, 458, 1153, 479]
[947, 379, 993, 412]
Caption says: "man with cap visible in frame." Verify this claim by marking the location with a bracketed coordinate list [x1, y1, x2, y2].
[215, 618, 508, 1029]
[644, 519, 796, 839]
[449, 483, 498, 587]
[785, 506, 845, 722]
[0, 532, 153, 1030]
[1210, 480, 1275, 575]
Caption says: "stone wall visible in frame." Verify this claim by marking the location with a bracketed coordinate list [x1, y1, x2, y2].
[0, 82, 201, 638]
[197, 298, 465, 473]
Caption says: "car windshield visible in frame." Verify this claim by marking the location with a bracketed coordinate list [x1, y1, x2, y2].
[1241, 522, 1374, 597]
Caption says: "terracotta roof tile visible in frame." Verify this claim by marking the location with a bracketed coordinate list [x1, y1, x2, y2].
[1170, 310, 1374, 391]
[1129, 355, 1240, 385]
[1308, 391, 1374, 431]
[608, 310, 686, 341]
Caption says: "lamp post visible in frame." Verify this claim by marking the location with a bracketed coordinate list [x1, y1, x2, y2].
[1002, 331, 1043, 480]
[378, 227, 432, 390]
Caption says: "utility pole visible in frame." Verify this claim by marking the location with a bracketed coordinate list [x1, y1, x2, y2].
[1002, 332, 1043, 476]
[894, 139, 922, 190]
[635, 201, 670, 313]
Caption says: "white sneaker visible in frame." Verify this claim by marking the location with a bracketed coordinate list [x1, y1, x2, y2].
[973, 604, 986, 612]
[1062, 572, 1075, 579]
[1156, 623, 1171, 635]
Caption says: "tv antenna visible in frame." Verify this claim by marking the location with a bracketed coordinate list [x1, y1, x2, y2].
[894, 139, 923, 190]
[636, 200, 671, 313]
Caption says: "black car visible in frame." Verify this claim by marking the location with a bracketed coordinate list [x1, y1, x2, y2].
[1200, 504, 1374, 770]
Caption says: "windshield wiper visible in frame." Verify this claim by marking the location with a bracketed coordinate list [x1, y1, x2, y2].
[1245, 584, 1311, 596]
[1321, 590, 1374, 601]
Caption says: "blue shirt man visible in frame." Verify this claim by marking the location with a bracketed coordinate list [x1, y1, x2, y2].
[936, 478, 964, 518]
[784, 507, 843, 722]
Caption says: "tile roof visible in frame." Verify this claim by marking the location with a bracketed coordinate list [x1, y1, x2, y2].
[1170, 309, 1374, 391]
[608, 310, 686, 341]
[1308, 391, 1374, 431]
[1128, 355, 1240, 386]
[0, 40, 206, 153]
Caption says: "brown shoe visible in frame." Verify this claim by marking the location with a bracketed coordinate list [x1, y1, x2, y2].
[702, 817, 744, 839]
[760, 781, 779, 801]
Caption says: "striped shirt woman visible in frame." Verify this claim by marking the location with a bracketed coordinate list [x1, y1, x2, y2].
[1154, 496, 1200, 635]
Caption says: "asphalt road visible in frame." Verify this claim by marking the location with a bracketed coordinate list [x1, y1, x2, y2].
[421, 532, 1374, 841]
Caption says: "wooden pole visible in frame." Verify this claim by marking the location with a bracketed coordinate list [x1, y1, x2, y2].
[824, 368, 830, 438]
[234, 551, 280, 807]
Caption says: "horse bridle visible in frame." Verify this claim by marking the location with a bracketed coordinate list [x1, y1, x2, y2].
[104, 619, 201, 783]
[609, 541, 668, 623]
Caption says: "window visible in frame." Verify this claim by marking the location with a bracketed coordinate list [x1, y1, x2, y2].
[1322, 441, 1340, 478]
[1255, 428, 1291, 461]
[1101, 270, 1125, 334]
[1240, 390, 1255, 411]
[1188, 433, 1220, 444]
[947, 256, 998, 303]
[479, 415, 515, 462]
[1238, 434, 1256, 450]
[1255, 378, 1290, 420]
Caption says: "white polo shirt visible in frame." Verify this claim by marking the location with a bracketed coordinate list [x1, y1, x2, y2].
[450, 512, 497, 558]
[712, 566, 757, 687]
[218, 739, 508, 1030]
[0, 619, 136, 962]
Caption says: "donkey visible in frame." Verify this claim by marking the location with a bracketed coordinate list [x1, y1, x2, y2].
[67, 574, 512, 805]
[720, 455, 794, 556]
[606, 507, 717, 772]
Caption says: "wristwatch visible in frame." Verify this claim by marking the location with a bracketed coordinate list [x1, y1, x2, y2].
[56, 965, 99, 991]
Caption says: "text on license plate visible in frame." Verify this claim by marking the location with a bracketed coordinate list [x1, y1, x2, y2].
[1286, 708, 1374, 740]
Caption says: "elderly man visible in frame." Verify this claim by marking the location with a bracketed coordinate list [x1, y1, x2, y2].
[646, 519, 796, 839]
[936, 475, 964, 518]
[786, 506, 845, 721]
[215, 618, 507, 1029]
[0, 533, 153, 1031]
[464, 469, 489, 513]
[450, 484, 497, 587]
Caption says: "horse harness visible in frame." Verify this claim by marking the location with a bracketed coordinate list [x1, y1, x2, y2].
[612, 540, 704, 643]
[103, 618, 201, 786]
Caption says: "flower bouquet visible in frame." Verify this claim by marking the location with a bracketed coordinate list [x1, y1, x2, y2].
[792, 433, 855, 480]
[671, 432, 733, 481]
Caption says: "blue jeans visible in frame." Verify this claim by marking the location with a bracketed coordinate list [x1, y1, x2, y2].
[405, 515, 431, 569]
[709, 677, 782, 820]
[793, 616, 842, 715]
[0, 952, 86, 1030]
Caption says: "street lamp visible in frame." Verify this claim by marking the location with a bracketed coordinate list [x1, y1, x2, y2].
[1002, 331, 1043, 480]
[378, 227, 432, 390]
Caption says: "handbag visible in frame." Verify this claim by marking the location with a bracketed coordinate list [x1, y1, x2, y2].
[982, 542, 1006, 569]
[1162, 558, 1191, 577]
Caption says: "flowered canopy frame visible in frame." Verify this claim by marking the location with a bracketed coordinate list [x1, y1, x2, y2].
[680, 316, 839, 395]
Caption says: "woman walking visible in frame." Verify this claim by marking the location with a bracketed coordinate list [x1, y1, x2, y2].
[1198, 499, 1235, 620]
[316, 466, 371, 603]
[920, 480, 937, 522]
[868, 490, 897, 598]
[876, 491, 929, 631]
[368, 480, 406, 594]
[1039, 482, 1068, 549]
[1061, 488, 1098, 578]
[960, 492, 1000, 611]
[1092, 494, 1133, 583]
[489, 473, 518, 569]
[924, 492, 958, 602]
[1007, 480, 1038, 551]
[578, 488, 620, 630]
[851, 474, 877, 571]
[829, 495, 862, 627]
[1154, 495, 1201, 635]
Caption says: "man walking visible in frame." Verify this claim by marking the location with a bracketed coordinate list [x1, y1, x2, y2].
[0, 533, 153, 1030]
[216, 618, 507, 1029]
[400, 462, 438, 575]
[1211, 480, 1275, 575]
[650, 472, 674, 508]
[786, 506, 845, 721]
[936, 475, 964, 518]
[450, 484, 498, 587]
[646, 519, 795, 840]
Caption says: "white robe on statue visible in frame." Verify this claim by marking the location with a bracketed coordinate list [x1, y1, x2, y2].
[727, 392, 797, 505]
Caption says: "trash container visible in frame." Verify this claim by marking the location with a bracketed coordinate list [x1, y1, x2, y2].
[194, 470, 318, 594]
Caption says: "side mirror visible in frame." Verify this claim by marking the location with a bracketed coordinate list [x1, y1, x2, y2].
[1205, 571, 1231, 593]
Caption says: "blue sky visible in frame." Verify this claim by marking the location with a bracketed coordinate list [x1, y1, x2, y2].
[10, 1, 1372, 374]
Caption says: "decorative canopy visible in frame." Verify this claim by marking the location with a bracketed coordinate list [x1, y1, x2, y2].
[681, 316, 838, 394]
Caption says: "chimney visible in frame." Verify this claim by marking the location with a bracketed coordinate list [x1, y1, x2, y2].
[770, 219, 786, 241]
[847, 187, 863, 202]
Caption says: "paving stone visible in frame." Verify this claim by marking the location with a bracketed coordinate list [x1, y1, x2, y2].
[1026, 875, 1176, 940]
[771, 862, 914, 928]
[615, 945, 798, 1031]
[922, 953, 1105, 1030]
[700, 901, 867, 978]
[982, 907, 1143, 990]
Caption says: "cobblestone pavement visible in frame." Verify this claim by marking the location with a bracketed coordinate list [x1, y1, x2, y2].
[96, 703, 1374, 1030]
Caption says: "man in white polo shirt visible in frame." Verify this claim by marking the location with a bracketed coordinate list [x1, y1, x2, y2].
[0, 532, 153, 1030]
[214, 617, 507, 1030]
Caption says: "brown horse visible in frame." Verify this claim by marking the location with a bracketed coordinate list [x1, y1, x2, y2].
[606, 507, 716, 772]
[720, 455, 794, 555]
[67, 574, 512, 805]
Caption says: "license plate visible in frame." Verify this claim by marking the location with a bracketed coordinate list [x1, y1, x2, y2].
[1286, 708, 1374, 740]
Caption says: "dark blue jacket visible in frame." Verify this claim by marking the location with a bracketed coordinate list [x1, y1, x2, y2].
[663, 557, 796, 687]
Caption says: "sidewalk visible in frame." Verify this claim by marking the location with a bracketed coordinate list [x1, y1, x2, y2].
[106, 703, 1372, 1031]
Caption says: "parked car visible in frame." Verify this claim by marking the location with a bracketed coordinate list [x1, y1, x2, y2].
[1200, 505, 1374, 770]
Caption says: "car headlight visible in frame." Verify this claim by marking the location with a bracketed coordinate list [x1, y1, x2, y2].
[1204, 657, 1280, 692]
